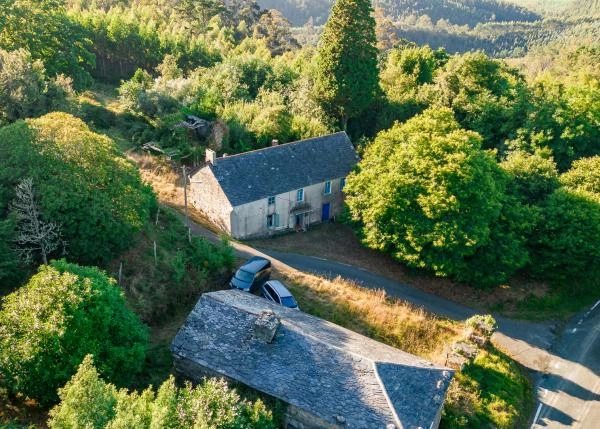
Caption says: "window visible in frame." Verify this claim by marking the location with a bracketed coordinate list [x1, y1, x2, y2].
[267, 213, 279, 228]
[340, 177, 346, 190]
[296, 188, 304, 202]
[267, 196, 275, 205]
[324, 181, 331, 195]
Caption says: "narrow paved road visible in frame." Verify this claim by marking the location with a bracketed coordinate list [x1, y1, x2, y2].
[531, 301, 600, 428]
[185, 213, 600, 427]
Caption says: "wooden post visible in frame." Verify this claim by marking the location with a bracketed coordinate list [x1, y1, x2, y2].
[182, 165, 189, 229]
[118, 261, 123, 285]
[155, 206, 160, 226]
[153, 241, 157, 266]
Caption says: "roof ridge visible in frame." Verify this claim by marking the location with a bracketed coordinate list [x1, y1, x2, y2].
[214, 131, 349, 161]
[206, 291, 443, 369]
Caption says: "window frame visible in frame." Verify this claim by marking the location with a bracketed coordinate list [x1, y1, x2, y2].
[296, 188, 304, 202]
[267, 196, 275, 205]
[266, 213, 279, 228]
[340, 177, 346, 190]
[324, 180, 331, 195]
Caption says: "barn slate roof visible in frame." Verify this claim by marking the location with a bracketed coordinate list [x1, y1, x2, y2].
[171, 290, 454, 429]
[205, 132, 358, 207]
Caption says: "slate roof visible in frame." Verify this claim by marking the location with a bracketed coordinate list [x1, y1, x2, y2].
[205, 132, 358, 207]
[171, 290, 454, 429]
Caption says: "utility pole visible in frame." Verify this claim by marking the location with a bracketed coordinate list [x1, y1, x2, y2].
[182, 165, 191, 243]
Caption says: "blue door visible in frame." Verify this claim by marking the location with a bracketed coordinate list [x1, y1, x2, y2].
[321, 203, 330, 221]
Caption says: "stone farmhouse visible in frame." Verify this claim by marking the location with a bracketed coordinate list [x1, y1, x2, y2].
[189, 132, 358, 239]
[171, 290, 454, 429]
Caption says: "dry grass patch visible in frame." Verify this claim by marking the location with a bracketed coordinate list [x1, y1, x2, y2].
[275, 270, 461, 363]
[269, 269, 532, 429]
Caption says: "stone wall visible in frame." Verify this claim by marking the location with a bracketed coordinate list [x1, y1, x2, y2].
[189, 166, 233, 233]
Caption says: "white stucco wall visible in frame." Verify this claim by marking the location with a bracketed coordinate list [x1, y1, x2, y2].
[230, 177, 347, 239]
[189, 166, 233, 234]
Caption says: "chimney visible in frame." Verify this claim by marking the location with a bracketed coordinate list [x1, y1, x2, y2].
[205, 148, 217, 165]
[253, 310, 280, 343]
[271, 139, 279, 147]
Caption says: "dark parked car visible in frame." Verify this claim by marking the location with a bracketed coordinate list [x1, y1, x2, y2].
[229, 256, 271, 292]
[261, 280, 299, 310]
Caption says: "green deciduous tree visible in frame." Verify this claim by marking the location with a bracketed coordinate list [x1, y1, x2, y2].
[345, 107, 525, 286]
[500, 150, 560, 204]
[0, 260, 148, 405]
[508, 78, 600, 171]
[313, 0, 379, 130]
[560, 156, 600, 197]
[528, 189, 600, 290]
[48, 356, 276, 428]
[0, 49, 48, 125]
[0, 112, 156, 267]
[433, 52, 529, 152]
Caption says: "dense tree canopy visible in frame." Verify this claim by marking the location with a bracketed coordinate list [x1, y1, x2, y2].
[313, 0, 379, 130]
[0, 0, 95, 88]
[0, 112, 156, 270]
[345, 107, 524, 286]
[0, 260, 148, 405]
[528, 189, 600, 289]
[560, 156, 600, 197]
[432, 52, 530, 152]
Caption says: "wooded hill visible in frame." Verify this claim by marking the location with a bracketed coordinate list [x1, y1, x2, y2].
[258, 0, 540, 26]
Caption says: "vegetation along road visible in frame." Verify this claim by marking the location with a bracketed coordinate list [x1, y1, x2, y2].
[260, 248, 600, 428]
[188, 215, 600, 428]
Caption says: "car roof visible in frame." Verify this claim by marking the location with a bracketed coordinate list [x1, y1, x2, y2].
[240, 257, 270, 273]
[264, 280, 293, 297]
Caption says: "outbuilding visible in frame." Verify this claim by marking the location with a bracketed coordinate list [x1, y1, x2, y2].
[171, 290, 454, 429]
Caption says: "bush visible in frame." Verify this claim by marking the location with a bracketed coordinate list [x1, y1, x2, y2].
[116, 211, 235, 324]
[0, 112, 156, 268]
[48, 356, 276, 429]
[0, 261, 148, 405]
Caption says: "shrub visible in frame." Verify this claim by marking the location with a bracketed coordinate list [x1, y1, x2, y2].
[48, 356, 276, 428]
[0, 260, 148, 405]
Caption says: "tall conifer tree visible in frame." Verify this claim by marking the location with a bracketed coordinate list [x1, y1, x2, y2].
[314, 0, 379, 130]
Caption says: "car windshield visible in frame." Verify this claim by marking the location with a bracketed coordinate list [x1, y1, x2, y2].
[235, 269, 254, 283]
[280, 296, 297, 308]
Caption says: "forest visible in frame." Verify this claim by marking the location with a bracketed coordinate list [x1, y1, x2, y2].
[0, 0, 599, 427]
[281, 0, 600, 57]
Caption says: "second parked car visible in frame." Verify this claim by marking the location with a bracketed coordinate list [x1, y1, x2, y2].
[229, 256, 271, 292]
[261, 280, 299, 310]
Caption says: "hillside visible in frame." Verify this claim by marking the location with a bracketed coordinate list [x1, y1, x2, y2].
[258, 0, 540, 26]
[504, 0, 573, 15]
